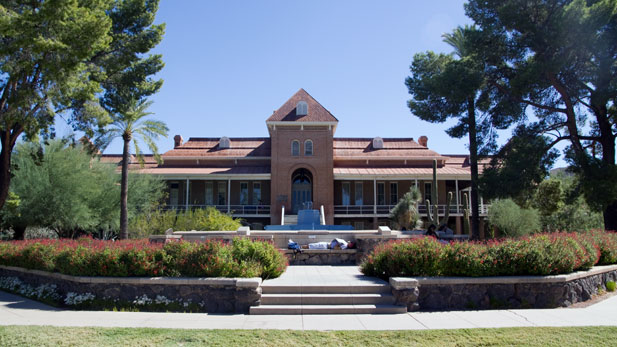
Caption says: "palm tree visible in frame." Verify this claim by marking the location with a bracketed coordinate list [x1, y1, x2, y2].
[96, 99, 168, 239]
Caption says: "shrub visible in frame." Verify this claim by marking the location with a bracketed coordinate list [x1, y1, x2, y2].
[361, 232, 613, 279]
[488, 199, 541, 237]
[361, 237, 443, 279]
[586, 230, 617, 265]
[0, 237, 286, 279]
[607, 281, 616, 292]
[129, 207, 242, 238]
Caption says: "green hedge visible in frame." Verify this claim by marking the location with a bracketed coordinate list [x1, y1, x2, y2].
[0, 238, 287, 279]
[361, 231, 617, 279]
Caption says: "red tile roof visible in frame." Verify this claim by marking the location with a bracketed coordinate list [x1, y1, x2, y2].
[135, 166, 271, 175]
[163, 138, 271, 158]
[99, 154, 158, 169]
[266, 89, 338, 123]
[333, 167, 470, 176]
[333, 138, 442, 159]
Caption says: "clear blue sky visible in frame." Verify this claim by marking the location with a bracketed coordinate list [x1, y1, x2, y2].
[57, 1, 566, 166]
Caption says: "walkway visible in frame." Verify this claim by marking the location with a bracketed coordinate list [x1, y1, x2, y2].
[1, 266, 617, 330]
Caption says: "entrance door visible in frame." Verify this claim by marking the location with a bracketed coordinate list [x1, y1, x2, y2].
[291, 168, 313, 214]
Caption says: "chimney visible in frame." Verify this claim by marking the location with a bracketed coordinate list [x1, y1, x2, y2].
[174, 135, 184, 148]
[418, 136, 428, 148]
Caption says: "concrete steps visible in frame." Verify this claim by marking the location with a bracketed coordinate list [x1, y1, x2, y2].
[283, 215, 298, 225]
[250, 283, 406, 315]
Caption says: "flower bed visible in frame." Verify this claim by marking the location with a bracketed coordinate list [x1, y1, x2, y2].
[0, 237, 287, 280]
[361, 231, 617, 279]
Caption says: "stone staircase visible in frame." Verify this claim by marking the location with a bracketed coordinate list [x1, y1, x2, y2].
[250, 282, 406, 315]
[283, 214, 298, 225]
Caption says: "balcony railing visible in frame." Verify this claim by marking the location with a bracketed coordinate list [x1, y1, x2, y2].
[164, 204, 270, 216]
[334, 204, 489, 216]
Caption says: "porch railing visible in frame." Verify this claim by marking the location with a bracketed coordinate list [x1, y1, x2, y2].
[164, 204, 271, 216]
[334, 204, 489, 216]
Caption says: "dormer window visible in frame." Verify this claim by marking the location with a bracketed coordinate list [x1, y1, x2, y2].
[372, 136, 384, 149]
[219, 136, 230, 149]
[296, 101, 308, 116]
[304, 139, 313, 156]
[291, 140, 300, 156]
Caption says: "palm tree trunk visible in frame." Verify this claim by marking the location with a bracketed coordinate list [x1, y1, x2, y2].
[120, 134, 130, 239]
[467, 98, 481, 239]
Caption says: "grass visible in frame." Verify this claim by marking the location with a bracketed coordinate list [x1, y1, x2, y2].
[0, 326, 616, 346]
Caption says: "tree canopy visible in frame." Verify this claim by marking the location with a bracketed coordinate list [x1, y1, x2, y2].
[406, 25, 524, 238]
[0, 0, 164, 214]
[465, 0, 617, 230]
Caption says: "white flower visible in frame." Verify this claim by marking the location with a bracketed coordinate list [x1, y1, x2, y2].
[0, 277, 59, 301]
[132, 294, 152, 305]
[155, 295, 172, 305]
[64, 292, 95, 305]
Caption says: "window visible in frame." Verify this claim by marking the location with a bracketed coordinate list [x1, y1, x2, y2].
[342, 182, 350, 206]
[304, 139, 313, 156]
[291, 140, 300, 156]
[217, 182, 226, 205]
[170, 182, 179, 206]
[354, 182, 363, 205]
[424, 182, 432, 203]
[377, 182, 385, 205]
[390, 182, 398, 204]
[372, 137, 383, 149]
[205, 181, 213, 205]
[296, 101, 308, 115]
[219, 136, 230, 149]
[240, 182, 248, 205]
[252, 182, 261, 205]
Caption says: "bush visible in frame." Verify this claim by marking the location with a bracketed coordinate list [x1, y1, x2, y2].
[361, 237, 443, 278]
[586, 230, 617, 265]
[129, 207, 242, 238]
[361, 232, 610, 280]
[607, 281, 616, 292]
[0, 237, 287, 279]
[488, 199, 541, 237]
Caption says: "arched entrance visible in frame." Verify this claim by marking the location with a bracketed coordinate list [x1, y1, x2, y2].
[291, 168, 313, 213]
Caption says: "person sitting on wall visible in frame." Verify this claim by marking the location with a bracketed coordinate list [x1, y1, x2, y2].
[425, 224, 438, 238]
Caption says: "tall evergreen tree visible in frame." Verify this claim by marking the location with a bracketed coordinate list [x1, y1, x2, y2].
[0, 0, 165, 213]
[466, 0, 617, 230]
[406, 26, 523, 238]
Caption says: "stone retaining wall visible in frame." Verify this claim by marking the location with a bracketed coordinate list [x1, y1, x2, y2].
[0, 265, 261, 313]
[409, 265, 617, 311]
[283, 249, 357, 265]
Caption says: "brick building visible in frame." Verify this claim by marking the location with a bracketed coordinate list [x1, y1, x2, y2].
[105, 89, 488, 232]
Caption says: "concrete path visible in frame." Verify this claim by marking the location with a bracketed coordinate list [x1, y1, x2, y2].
[1, 265, 617, 330]
[261, 265, 386, 286]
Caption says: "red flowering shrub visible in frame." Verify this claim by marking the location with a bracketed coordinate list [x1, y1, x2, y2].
[361, 232, 612, 279]
[0, 237, 287, 279]
[361, 237, 443, 279]
[441, 241, 494, 277]
[587, 230, 617, 265]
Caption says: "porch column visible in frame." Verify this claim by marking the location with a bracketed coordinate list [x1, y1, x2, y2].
[373, 178, 377, 214]
[227, 179, 231, 213]
[414, 178, 418, 188]
[185, 178, 190, 210]
[455, 179, 459, 214]
[480, 196, 484, 215]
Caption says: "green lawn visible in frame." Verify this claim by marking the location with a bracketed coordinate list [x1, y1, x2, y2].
[0, 326, 616, 346]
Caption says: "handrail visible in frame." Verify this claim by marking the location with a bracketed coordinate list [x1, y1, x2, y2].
[162, 204, 270, 215]
[333, 204, 490, 216]
[281, 205, 285, 225]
